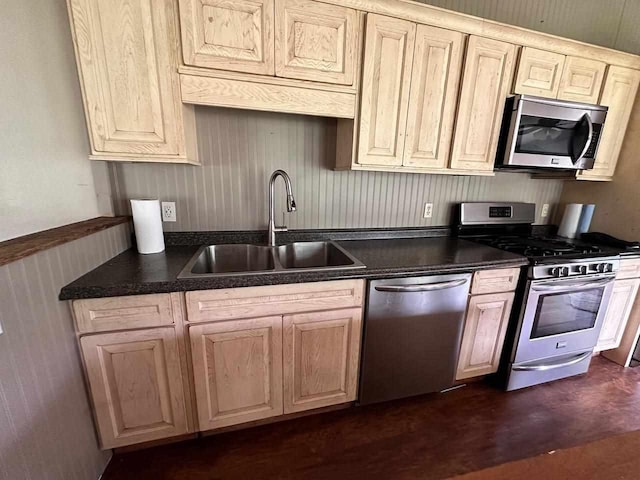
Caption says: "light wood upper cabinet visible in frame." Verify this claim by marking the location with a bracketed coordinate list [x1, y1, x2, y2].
[275, 0, 359, 85]
[283, 308, 362, 413]
[596, 278, 640, 352]
[179, 0, 275, 75]
[80, 328, 189, 449]
[402, 25, 464, 169]
[450, 36, 517, 172]
[457, 292, 514, 380]
[67, 0, 196, 163]
[558, 56, 606, 104]
[514, 47, 565, 98]
[579, 66, 640, 180]
[357, 14, 415, 166]
[189, 316, 283, 430]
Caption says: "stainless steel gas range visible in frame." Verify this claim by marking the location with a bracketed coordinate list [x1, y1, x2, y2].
[457, 202, 621, 391]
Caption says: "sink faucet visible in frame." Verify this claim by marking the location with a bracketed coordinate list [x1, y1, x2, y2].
[268, 169, 297, 247]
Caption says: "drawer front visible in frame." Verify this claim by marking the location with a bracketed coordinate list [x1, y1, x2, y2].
[471, 268, 520, 295]
[617, 258, 640, 279]
[73, 294, 174, 333]
[186, 280, 365, 322]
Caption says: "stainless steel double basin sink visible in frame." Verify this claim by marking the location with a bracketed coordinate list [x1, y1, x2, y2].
[178, 241, 365, 278]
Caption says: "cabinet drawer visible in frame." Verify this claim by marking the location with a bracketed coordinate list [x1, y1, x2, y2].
[186, 280, 365, 322]
[617, 258, 640, 279]
[471, 268, 520, 295]
[73, 294, 174, 333]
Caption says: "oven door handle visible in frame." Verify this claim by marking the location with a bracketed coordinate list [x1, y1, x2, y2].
[512, 351, 591, 372]
[531, 278, 613, 292]
[374, 279, 468, 293]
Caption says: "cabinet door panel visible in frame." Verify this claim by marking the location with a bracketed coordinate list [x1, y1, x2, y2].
[514, 47, 565, 98]
[403, 25, 464, 169]
[68, 0, 185, 156]
[80, 328, 188, 448]
[189, 317, 283, 430]
[596, 279, 640, 352]
[450, 36, 516, 172]
[283, 308, 362, 413]
[579, 66, 640, 180]
[179, 0, 275, 75]
[456, 292, 514, 380]
[357, 14, 415, 166]
[558, 56, 606, 104]
[275, 0, 358, 85]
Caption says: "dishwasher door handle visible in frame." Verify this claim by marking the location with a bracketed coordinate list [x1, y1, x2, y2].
[374, 278, 468, 293]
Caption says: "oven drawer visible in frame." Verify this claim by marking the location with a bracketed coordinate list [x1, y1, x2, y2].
[471, 268, 520, 294]
[617, 258, 640, 279]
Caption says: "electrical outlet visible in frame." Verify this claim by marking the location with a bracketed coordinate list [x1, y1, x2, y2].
[161, 201, 176, 222]
[541, 203, 550, 218]
[423, 202, 433, 219]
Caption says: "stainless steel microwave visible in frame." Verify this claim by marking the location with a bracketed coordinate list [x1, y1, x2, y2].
[496, 95, 608, 171]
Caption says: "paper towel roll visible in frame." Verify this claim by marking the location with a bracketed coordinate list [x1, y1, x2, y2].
[577, 204, 596, 235]
[130, 199, 165, 254]
[558, 203, 584, 239]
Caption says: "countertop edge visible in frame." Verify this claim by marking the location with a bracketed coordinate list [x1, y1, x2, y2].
[59, 258, 528, 301]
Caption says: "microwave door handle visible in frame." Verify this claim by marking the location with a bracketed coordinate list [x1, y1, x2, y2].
[531, 278, 613, 292]
[572, 113, 594, 163]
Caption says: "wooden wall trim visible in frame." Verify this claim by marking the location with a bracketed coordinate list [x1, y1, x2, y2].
[314, 0, 640, 69]
[0, 216, 130, 267]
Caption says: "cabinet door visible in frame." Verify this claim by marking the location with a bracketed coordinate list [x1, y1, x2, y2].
[189, 317, 283, 430]
[579, 66, 640, 180]
[357, 14, 415, 166]
[596, 278, 640, 352]
[275, 0, 358, 85]
[179, 0, 275, 75]
[514, 47, 565, 98]
[80, 328, 189, 448]
[557, 56, 606, 104]
[456, 292, 514, 380]
[402, 25, 464, 169]
[450, 36, 516, 172]
[68, 0, 187, 158]
[283, 308, 362, 413]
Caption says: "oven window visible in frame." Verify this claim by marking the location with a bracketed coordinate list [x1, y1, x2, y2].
[515, 115, 578, 156]
[530, 288, 604, 339]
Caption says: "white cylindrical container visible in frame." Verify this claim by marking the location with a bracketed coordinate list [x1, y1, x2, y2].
[130, 199, 165, 254]
[558, 203, 584, 239]
[577, 204, 596, 235]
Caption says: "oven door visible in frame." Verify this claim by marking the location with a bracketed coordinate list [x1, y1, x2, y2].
[514, 275, 615, 363]
[505, 96, 607, 170]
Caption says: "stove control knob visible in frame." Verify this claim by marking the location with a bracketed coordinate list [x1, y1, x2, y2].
[577, 265, 588, 275]
[606, 263, 614, 273]
[550, 267, 561, 277]
[596, 263, 608, 273]
[561, 267, 570, 277]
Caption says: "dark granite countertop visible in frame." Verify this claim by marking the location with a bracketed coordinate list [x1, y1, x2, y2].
[59, 231, 527, 300]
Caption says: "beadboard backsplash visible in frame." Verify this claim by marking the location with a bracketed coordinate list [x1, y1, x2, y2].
[109, 107, 564, 231]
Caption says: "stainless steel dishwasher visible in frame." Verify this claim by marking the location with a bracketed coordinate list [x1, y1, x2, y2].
[359, 273, 472, 405]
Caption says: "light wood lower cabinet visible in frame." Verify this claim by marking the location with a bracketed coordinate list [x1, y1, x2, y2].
[80, 328, 189, 449]
[596, 278, 640, 352]
[189, 316, 284, 430]
[456, 292, 515, 380]
[283, 308, 362, 413]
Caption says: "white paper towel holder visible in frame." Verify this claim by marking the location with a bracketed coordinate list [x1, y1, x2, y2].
[130, 198, 165, 254]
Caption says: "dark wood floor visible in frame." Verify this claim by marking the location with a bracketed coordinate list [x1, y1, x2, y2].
[103, 357, 640, 480]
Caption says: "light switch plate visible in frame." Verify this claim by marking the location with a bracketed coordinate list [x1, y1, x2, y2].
[541, 204, 550, 218]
